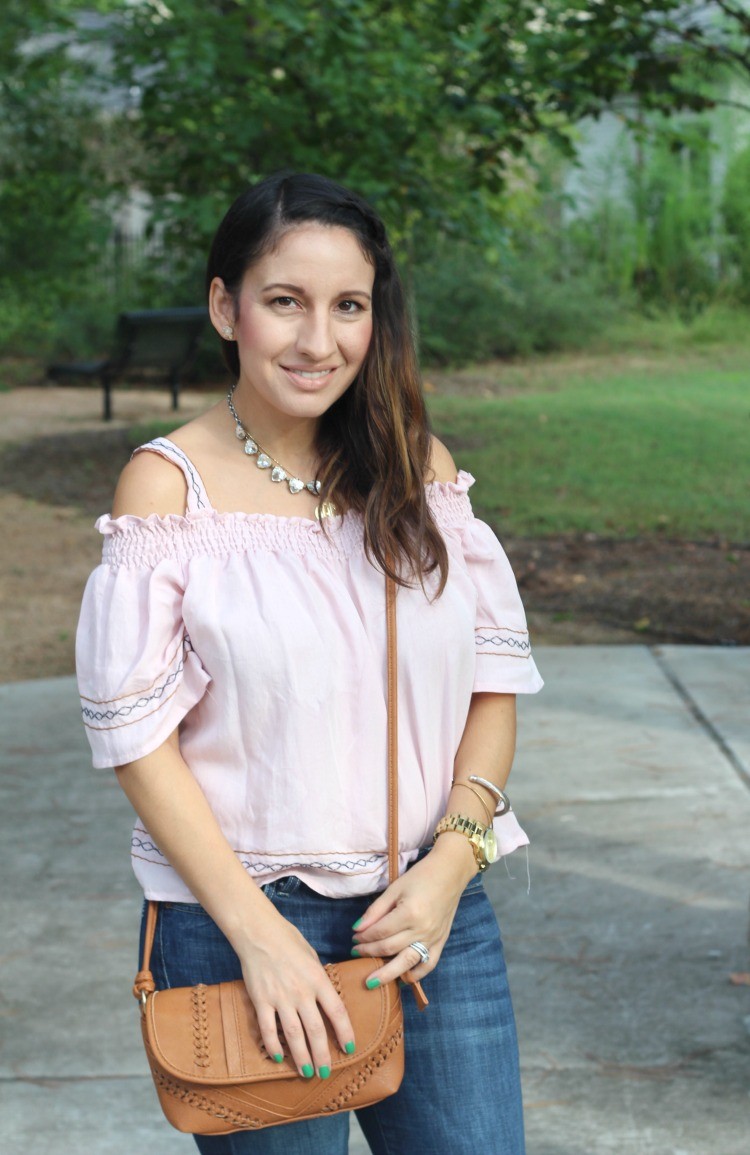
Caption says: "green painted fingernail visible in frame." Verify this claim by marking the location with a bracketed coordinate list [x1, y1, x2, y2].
[344, 1040, 355, 1054]
[366, 976, 380, 990]
[352, 917, 363, 930]
[319, 1065, 331, 1079]
[272, 1053, 283, 1063]
[350, 947, 361, 958]
[302, 1064, 314, 1078]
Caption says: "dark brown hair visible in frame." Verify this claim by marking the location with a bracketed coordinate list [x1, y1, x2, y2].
[206, 172, 448, 594]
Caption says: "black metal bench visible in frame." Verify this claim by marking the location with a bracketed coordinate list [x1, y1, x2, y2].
[47, 307, 209, 421]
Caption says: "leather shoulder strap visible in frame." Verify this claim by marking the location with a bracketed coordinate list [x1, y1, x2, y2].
[386, 574, 398, 888]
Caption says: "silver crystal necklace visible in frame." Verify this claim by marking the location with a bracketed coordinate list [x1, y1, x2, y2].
[227, 387, 322, 498]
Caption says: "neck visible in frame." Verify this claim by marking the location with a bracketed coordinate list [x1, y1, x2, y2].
[229, 384, 320, 474]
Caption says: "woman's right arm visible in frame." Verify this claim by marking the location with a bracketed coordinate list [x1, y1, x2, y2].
[116, 738, 356, 1078]
[110, 453, 356, 1079]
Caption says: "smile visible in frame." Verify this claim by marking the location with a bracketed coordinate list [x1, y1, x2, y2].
[282, 367, 336, 378]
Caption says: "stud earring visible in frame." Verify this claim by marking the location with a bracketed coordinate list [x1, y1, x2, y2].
[222, 326, 234, 338]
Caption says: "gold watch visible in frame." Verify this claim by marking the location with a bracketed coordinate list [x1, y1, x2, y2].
[433, 812, 499, 872]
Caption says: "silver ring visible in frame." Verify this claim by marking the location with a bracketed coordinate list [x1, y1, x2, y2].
[409, 940, 430, 966]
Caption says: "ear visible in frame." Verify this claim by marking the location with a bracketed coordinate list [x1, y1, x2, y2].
[208, 277, 236, 340]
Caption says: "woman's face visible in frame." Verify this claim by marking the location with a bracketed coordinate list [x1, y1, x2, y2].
[210, 223, 375, 424]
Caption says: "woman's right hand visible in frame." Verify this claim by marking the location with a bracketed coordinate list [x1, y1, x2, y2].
[234, 909, 357, 1080]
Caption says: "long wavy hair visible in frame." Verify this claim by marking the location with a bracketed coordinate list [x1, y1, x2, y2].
[206, 172, 448, 595]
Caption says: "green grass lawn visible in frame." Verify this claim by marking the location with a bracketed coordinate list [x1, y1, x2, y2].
[429, 357, 750, 541]
[125, 350, 749, 542]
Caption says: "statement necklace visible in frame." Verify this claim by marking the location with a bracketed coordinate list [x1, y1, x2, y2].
[227, 388, 320, 496]
[227, 388, 338, 519]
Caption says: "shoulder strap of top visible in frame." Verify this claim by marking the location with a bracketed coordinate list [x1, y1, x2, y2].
[132, 437, 212, 514]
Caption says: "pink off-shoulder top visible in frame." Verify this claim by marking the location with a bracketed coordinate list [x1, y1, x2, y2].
[76, 438, 543, 900]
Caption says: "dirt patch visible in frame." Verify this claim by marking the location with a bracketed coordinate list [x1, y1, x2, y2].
[505, 536, 749, 647]
[0, 385, 215, 684]
[0, 385, 746, 684]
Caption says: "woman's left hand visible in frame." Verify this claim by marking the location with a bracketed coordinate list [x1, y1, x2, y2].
[350, 845, 476, 985]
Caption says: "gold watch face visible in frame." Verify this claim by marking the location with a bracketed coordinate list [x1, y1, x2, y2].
[483, 827, 499, 864]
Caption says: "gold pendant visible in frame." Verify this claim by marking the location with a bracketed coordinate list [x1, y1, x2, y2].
[314, 500, 339, 521]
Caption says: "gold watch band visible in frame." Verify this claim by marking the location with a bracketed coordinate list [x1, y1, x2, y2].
[433, 812, 489, 871]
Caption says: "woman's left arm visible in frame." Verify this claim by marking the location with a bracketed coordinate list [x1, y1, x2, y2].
[351, 692, 517, 985]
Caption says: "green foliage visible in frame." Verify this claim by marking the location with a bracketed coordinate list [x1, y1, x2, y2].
[88, 0, 750, 255]
[3, 0, 750, 362]
[414, 239, 619, 364]
[0, 2, 111, 298]
[563, 116, 748, 319]
[721, 142, 750, 301]
[599, 304, 750, 353]
[627, 127, 718, 313]
[429, 355, 750, 540]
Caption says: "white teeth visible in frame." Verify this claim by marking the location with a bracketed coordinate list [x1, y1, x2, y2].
[288, 369, 331, 379]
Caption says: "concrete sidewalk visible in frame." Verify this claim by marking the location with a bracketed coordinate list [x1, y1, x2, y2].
[1, 646, 748, 1154]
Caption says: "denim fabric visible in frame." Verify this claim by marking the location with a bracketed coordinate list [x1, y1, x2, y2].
[140, 856, 525, 1155]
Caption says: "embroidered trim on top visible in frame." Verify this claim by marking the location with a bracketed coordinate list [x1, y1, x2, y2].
[237, 854, 385, 876]
[80, 636, 193, 726]
[475, 625, 531, 658]
[130, 831, 386, 876]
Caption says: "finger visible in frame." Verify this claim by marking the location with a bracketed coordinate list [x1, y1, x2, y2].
[256, 1004, 286, 1066]
[277, 1006, 316, 1079]
[365, 943, 435, 987]
[353, 905, 410, 946]
[352, 888, 398, 934]
[318, 980, 357, 1058]
[352, 928, 412, 959]
[297, 1001, 333, 1079]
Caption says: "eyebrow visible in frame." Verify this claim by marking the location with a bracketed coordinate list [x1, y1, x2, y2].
[262, 282, 372, 301]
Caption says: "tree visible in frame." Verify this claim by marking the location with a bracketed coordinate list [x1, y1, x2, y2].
[85, 0, 750, 257]
[4, 0, 750, 307]
[0, 2, 108, 288]
[722, 142, 750, 300]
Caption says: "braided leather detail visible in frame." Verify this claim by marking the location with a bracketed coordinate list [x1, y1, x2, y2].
[152, 1066, 265, 1129]
[191, 985, 210, 1069]
[323, 1027, 403, 1111]
[326, 963, 344, 998]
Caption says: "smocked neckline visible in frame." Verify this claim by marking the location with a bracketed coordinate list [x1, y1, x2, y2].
[97, 507, 328, 533]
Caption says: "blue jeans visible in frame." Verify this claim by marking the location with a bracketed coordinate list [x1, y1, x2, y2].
[141, 857, 525, 1154]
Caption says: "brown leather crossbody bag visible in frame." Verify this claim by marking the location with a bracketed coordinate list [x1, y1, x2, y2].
[132, 575, 429, 1135]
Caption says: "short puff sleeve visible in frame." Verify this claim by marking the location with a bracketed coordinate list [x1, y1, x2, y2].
[438, 472, 543, 696]
[76, 515, 212, 769]
[462, 518, 543, 694]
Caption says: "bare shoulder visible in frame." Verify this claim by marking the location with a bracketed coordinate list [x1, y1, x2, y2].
[111, 449, 188, 518]
[111, 405, 224, 518]
[426, 435, 459, 485]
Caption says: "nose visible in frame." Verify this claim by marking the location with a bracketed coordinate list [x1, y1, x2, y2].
[295, 308, 337, 362]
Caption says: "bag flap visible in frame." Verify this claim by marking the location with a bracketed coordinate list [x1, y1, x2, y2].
[142, 958, 402, 1086]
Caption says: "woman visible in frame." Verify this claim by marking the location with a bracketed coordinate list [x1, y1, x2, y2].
[76, 172, 543, 1154]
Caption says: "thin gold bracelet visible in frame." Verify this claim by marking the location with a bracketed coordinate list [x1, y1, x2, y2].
[450, 780, 493, 826]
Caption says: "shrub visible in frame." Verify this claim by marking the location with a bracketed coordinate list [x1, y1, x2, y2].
[721, 143, 750, 303]
[414, 238, 620, 365]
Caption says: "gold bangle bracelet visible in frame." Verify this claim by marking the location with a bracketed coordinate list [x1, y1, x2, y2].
[450, 780, 493, 826]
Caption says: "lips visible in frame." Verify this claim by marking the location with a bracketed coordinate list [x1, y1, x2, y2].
[281, 365, 339, 389]
[282, 366, 336, 377]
